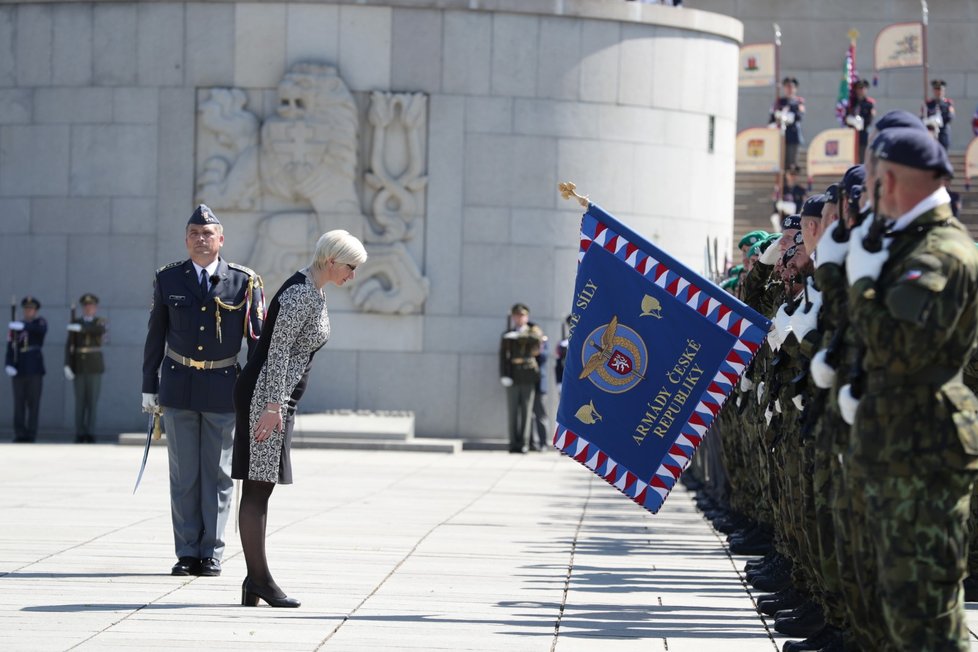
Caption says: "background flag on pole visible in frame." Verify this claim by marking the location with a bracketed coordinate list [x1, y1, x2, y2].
[554, 204, 771, 514]
[835, 40, 856, 124]
[874, 22, 924, 72]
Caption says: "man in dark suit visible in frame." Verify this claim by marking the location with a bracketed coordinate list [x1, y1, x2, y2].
[65, 293, 107, 443]
[5, 296, 47, 443]
[142, 205, 264, 577]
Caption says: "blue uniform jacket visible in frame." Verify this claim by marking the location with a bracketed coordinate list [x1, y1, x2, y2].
[5, 317, 47, 375]
[142, 258, 263, 413]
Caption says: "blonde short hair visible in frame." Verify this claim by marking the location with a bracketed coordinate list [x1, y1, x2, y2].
[311, 229, 368, 270]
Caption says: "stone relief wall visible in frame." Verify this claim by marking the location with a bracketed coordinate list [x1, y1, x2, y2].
[195, 62, 429, 314]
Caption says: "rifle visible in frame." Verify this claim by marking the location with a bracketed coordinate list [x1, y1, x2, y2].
[848, 180, 885, 401]
[9, 295, 17, 365]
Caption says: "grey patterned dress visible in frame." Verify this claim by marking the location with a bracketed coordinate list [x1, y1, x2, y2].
[232, 271, 330, 483]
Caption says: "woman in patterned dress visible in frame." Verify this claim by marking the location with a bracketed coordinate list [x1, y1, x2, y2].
[232, 229, 366, 608]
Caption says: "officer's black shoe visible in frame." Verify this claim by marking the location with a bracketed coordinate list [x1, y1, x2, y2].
[781, 624, 840, 651]
[964, 575, 978, 602]
[745, 550, 777, 573]
[746, 552, 786, 580]
[714, 513, 751, 534]
[74, 434, 85, 443]
[729, 527, 773, 556]
[773, 601, 825, 638]
[83, 434, 96, 443]
[171, 557, 200, 576]
[750, 564, 793, 593]
[198, 558, 222, 577]
[757, 587, 805, 616]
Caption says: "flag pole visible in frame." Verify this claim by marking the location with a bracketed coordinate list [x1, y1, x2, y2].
[921, 0, 929, 103]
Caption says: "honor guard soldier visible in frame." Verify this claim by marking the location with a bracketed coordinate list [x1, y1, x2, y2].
[770, 76, 805, 170]
[5, 296, 47, 442]
[845, 79, 876, 162]
[923, 79, 955, 150]
[142, 205, 264, 577]
[499, 303, 544, 454]
[65, 293, 107, 443]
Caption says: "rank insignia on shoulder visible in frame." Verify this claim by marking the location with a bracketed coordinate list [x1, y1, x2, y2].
[156, 261, 183, 273]
[227, 262, 257, 276]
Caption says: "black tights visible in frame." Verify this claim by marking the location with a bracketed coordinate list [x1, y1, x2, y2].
[239, 479, 282, 595]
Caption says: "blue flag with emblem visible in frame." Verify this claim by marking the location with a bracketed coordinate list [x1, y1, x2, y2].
[555, 204, 771, 514]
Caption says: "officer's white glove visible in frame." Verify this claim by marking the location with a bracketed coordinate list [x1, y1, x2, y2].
[63, 365, 75, 381]
[792, 394, 804, 411]
[756, 381, 766, 404]
[838, 384, 859, 425]
[500, 377, 514, 388]
[783, 111, 796, 126]
[764, 405, 774, 425]
[758, 236, 783, 265]
[768, 304, 791, 350]
[740, 375, 754, 392]
[924, 113, 944, 130]
[845, 114, 865, 131]
[141, 393, 159, 413]
[774, 398, 782, 414]
[66, 323, 82, 333]
[4, 365, 16, 377]
[8, 321, 24, 331]
[771, 110, 783, 126]
[846, 221, 890, 285]
[789, 287, 821, 340]
[775, 200, 797, 215]
[810, 349, 836, 389]
[815, 226, 849, 267]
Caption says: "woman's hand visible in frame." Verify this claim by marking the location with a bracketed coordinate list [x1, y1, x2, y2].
[254, 403, 283, 442]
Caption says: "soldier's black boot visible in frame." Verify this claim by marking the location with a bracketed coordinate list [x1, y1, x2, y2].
[774, 600, 825, 638]
[757, 587, 805, 616]
[747, 553, 787, 582]
[781, 624, 841, 651]
[751, 558, 793, 593]
[745, 550, 778, 573]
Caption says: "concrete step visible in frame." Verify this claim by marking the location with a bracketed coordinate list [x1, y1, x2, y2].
[292, 411, 414, 441]
[117, 431, 462, 453]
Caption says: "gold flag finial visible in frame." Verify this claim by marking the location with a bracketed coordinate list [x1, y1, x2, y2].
[559, 182, 590, 209]
[847, 28, 859, 43]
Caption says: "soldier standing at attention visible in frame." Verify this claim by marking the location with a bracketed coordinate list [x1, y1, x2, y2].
[845, 79, 876, 162]
[5, 296, 47, 443]
[923, 79, 955, 151]
[770, 76, 805, 170]
[142, 205, 264, 577]
[846, 127, 978, 651]
[499, 303, 544, 454]
[65, 293, 107, 444]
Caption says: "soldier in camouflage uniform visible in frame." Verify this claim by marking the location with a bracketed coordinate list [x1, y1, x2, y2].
[844, 127, 978, 651]
[65, 293, 107, 443]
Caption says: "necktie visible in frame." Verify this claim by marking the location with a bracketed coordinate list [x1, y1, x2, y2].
[200, 269, 209, 297]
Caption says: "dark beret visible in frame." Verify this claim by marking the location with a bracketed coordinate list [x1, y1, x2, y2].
[188, 204, 220, 226]
[871, 126, 954, 177]
[875, 110, 926, 133]
[823, 183, 840, 204]
[20, 296, 40, 309]
[931, 79, 946, 88]
[782, 214, 801, 230]
[801, 194, 825, 218]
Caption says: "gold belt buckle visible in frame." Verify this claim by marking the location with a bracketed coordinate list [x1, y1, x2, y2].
[188, 358, 206, 370]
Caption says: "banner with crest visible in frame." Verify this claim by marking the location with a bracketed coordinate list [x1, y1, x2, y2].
[554, 204, 770, 514]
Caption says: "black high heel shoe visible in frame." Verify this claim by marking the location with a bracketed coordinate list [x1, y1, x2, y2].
[241, 577, 301, 608]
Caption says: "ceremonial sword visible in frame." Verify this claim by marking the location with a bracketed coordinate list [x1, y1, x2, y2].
[133, 408, 163, 494]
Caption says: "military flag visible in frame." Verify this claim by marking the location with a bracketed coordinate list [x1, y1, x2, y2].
[735, 128, 782, 173]
[554, 204, 770, 514]
[739, 43, 777, 88]
[874, 22, 924, 72]
[807, 128, 858, 177]
[835, 38, 857, 124]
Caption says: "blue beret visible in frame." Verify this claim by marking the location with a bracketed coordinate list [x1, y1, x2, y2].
[875, 110, 926, 133]
[871, 127, 953, 177]
[840, 165, 865, 207]
[823, 183, 840, 204]
[801, 194, 825, 218]
[188, 204, 220, 226]
[782, 214, 801, 230]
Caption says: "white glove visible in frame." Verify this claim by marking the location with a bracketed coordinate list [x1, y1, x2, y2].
[775, 200, 797, 215]
[845, 114, 865, 131]
[8, 321, 24, 331]
[768, 304, 791, 350]
[846, 221, 890, 285]
[764, 405, 774, 425]
[141, 393, 159, 413]
[4, 365, 16, 377]
[774, 398, 782, 414]
[815, 225, 849, 268]
[783, 111, 796, 125]
[792, 394, 804, 411]
[924, 113, 944, 130]
[66, 323, 82, 333]
[500, 377, 513, 388]
[810, 349, 836, 389]
[789, 287, 821, 340]
[64, 365, 75, 381]
[838, 384, 859, 425]
[756, 381, 766, 404]
[758, 236, 783, 265]
[740, 375, 754, 392]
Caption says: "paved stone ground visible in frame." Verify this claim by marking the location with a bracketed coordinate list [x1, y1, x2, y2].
[2, 444, 977, 651]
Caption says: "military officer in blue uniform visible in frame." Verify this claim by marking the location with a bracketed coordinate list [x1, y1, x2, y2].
[142, 205, 264, 577]
[5, 296, 47, 443]
[65, 293, 107, 443]
[923, 79, 955, 151]
[770, 76, 805, 170]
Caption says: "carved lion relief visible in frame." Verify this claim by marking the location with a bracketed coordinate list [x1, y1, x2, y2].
[194, 62, 429, 315]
